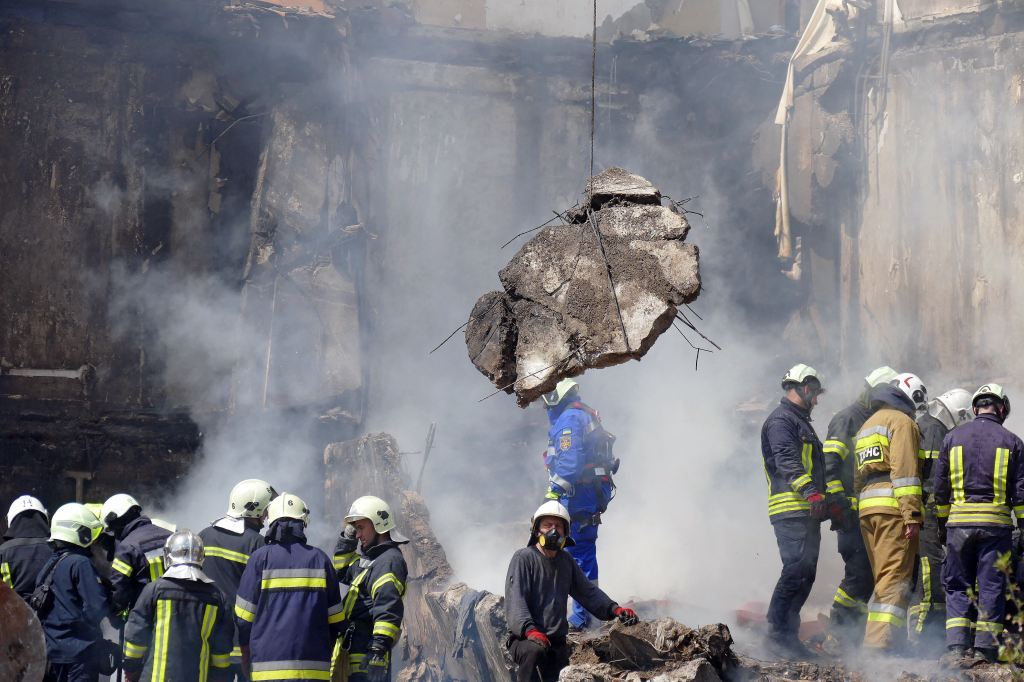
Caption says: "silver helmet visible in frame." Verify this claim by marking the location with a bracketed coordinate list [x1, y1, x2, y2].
[162, 529, 213, 582]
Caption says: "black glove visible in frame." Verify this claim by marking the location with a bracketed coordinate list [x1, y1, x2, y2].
[335, 524, 358, 555]
[938, 518, 948, 546]
[366, 646, 389, 682]
[807, 493, 827, 520]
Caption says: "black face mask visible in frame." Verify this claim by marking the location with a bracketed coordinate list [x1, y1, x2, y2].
[538, 528, 566, 550]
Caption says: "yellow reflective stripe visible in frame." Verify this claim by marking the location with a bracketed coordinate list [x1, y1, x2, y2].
[994, 448, 1009, 506]
[920, 450, 939, 460]
[893, 486, 923, 498]
[914, 557, 932, 634]
[373, 620, 401, 639]
[149, 557, 162, 582]
[341, 569, 370, 620]
[947, 514, 1012, 526]
[825, 480, 845, 494]
[199, 603, 217, 682]
[951, 446, 965, 504]
[848, 496, 858, 510]
[855, 433, 891, 451]
[154, 599, 172, 682]
[0, 562, 11, 588]
[802, 442, 813, 473]
[251, 672, 332, 680]
[936, 504, 951, 518]
[112, 558, 133, 576]
[1014, 505, 1024, 517]
[947, 617, 973, 629]
[823, 440, 849, 459]
[791, 474, 812, 491]
[833, 587, 866, 611]
[859, 497, 900, 510]
[371, 573, 406, 599]
[123, 640, 149, 659]
[205, 546, 250, 564]
[261, 577, 327, 589]
[977, 620, 1004, 633]
[867, 611, 905, 626]
[211, 654, 231, 669]
[768, 502, 811, 516]
[333, 552, 358, 571]
[234, 603, 256, 623]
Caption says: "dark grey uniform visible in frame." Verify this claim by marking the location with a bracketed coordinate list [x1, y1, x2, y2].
[910, 413, 949, 651]
[504, 546, 618, 682]
[0, 511, 53, 599]
[123, 575, 233, 681]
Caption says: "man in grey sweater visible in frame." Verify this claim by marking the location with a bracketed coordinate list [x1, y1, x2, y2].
[504, 501, 639, 682]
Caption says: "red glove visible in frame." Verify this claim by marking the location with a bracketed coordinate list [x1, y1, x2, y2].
[827, 502, 844, 524]
[525, 628, 550, 648]
[124, 672, 140, 682]
[614, 606, 639, 625]
[806, 493, 827, 520]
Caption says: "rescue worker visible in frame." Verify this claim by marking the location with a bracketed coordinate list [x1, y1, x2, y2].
[101, 493, 173, 615]
[0, 495, 53, 600]
[37, 503, 109, 682]
[853, 372, 927, 652]
[332, 495, 409, 681]
[504, 501, 639, 682]
[123, 529, 233, 682]
[760, 364, 828, 658]
[235, 492, 343, 681]
[199, 478, 276, 678]
[541, 378, 618, 630]
[933, 384, 1024, 664]
[821, 366, 898, 652]
[909, 388, 973, 653]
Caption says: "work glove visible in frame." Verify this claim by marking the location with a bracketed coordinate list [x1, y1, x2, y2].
[904, 522, 921, 541]
[124, 671, 140, 682]
[525, 628, 550, 648]
[938, 518, 948, 545]
[366, 645, 389, 682]
[806, 493, 827, 520]
[614, 606, 639, 626]
[335, 525, 358, 555]
[344, 523, 357, 540]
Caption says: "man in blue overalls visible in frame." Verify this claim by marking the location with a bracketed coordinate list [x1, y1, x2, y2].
[542, 378, 618, 630]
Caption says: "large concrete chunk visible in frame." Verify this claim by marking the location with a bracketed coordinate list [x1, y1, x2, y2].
[466, 170, 701, 406]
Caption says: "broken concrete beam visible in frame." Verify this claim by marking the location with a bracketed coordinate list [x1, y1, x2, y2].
[465, 169, 701, 407]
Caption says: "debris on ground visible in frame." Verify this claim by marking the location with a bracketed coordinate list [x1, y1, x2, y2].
[465, 168, 702, 407]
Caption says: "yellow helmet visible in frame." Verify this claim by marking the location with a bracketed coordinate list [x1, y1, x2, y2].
[50, 503, 103, 548]
[865, 366, 899, 388]
[542, 378, 579, 407]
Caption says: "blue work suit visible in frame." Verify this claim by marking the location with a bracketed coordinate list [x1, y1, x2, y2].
[545, 399, 614, 629]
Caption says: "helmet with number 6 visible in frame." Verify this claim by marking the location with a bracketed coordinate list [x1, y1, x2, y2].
[265, 493, 310, 526]
[344, 495, 409, 543]
[227, 479, 277, 519]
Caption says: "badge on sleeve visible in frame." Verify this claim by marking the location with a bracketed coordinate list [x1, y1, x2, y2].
[560, 429, 572, 451]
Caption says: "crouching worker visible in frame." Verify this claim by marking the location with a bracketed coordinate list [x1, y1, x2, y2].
[332, 495, 409, 682]
[504, 501, 639, 682]
[235, 493, 343, 681]
[122, 530, 233, 681]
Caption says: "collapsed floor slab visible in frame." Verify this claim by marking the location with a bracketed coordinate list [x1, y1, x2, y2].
[465, 168, 702, 407]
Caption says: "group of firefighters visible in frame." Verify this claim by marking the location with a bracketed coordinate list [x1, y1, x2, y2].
[13, 358, 1017, 682]
[761, 363, 1024, 664]
[0, 484, 410, 682]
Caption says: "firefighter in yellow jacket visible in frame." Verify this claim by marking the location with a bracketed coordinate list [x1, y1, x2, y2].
[854, 373, 927, 651]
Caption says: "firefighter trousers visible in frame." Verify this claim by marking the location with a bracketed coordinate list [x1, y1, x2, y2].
[943, 525, 1011, 650]
[767, 517, 821, 636]
[828, 512, 873, 644]
[909, 505, 945, 653]
[861, 513, 918, 650]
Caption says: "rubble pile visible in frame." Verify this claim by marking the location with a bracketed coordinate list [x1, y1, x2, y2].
[0, 583, 46, 681]
[465, 168, 702, 407]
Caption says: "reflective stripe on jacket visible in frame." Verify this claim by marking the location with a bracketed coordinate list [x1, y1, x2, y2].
[760, 398, 825, 521]
[853, 389, 923, 524]
[0, 536, 53, 600]
[333, 538, 407, 652]
[123, 576, 233, 681]
[111, 517, 173, 613]
[199, 521, 265, 662]
[932, 412, 1024, 527]
[823, 394, 874, 510]
[235, 539, 343, 679]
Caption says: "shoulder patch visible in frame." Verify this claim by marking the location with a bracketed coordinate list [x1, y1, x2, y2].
[560, 433, 572, 451]
[562, 428, 572, 434]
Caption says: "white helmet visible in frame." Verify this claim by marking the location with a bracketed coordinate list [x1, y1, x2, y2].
[266, 493, 310, 526]
[973, 383, 1011, 419]
[344, 496, 409, 543]
[100, 493, 141, 529]
[893, 373, 928, 410]
[228, 479, 277, 519]
[782, 363, 823, 387]
[929, 388, 974, 430]
[865, 366, 899, 388]
[6, 495, 47, 527]
[542, 378, 580, 407]
[529, 501, 575, 548]
[49, 503, 103, 548]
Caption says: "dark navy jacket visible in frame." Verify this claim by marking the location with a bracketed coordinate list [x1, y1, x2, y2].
[0, 512, 53, 599]
[333, 536, 407, 653]
[760, 398, 825, 522]
[37, 545, 110, 664]
[235, 521, 344, 679]
[110, 516, 172, 613]
[933, 412, 1024, 528]
[917, 413, 949, 496]
[823, 392, 875, 509]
